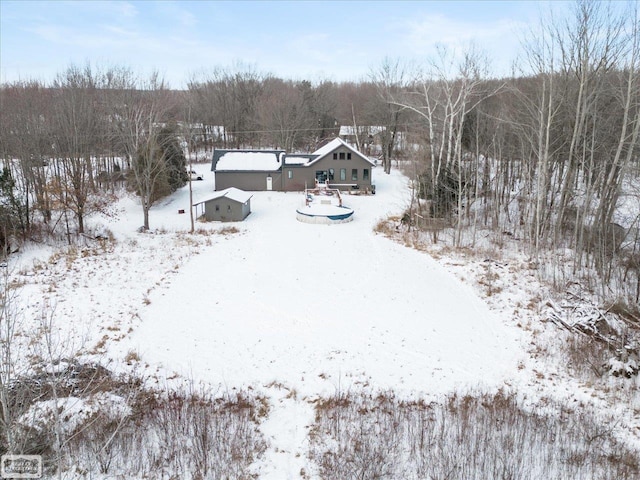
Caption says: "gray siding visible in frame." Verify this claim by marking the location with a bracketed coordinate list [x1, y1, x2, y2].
[281, 166, 312, 191]
[215, 171, 283, 191]
[283, 146, 373, 192]
[203, 197, 250, 222]
[214, 141, 374, 193]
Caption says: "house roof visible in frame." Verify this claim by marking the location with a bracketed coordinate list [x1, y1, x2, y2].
[283, 154, 317, 165]
[212, 149, 285, 172]
[198, 187, 253, 205]
[211, 138, 374, 171]
[309, 137, 376, 166]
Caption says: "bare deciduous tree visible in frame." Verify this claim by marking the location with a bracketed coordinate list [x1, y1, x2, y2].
[110, 72, 176, 230]
[50, 63, 104, 236]
[370, 57, 413, 174]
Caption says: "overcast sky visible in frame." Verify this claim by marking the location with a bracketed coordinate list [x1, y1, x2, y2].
[1, 0, 572, 88]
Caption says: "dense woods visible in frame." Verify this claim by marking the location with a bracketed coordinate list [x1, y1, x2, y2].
[0, 1, 638, 310]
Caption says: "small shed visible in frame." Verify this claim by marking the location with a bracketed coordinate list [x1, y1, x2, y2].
[194, 187, 253, 222]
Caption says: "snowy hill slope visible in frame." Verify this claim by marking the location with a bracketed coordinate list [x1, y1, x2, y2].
[8, 164, 639, 478]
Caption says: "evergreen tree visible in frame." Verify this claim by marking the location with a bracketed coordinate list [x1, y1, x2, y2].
[0, 168, 26, 254]
[157, 125, 188, 193]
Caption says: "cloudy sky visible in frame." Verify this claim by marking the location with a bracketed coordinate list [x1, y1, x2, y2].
[1, 0, 571, 87]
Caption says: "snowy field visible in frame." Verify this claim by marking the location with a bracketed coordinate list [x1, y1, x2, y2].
[9, 163, 640, 478]
[126, 170, 522, 395]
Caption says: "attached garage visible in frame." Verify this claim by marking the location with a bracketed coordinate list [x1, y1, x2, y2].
[212, 149, 285, 191]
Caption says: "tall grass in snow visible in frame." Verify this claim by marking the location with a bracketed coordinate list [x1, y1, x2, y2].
[309, 389, 639, 480]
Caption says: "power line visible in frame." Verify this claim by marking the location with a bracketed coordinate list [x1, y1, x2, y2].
[1, 122, 429, 140]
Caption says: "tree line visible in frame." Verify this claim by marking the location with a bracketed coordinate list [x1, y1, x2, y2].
[394, 0, 640, 307]
[0, 66, 190, 239]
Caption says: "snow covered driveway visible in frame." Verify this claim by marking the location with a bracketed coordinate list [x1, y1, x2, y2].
[127, 170, 522, 398]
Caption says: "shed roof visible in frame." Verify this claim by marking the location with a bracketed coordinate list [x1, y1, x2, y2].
[196, 187, 253, 206]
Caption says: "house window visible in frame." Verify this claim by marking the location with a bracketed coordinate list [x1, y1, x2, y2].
[339, 152, 345, 160]
[333, 153, 338, 160]
[227, 205, 231, 212]
[288, 170, 293, 179]
[328, 168, 335, 180]
[215, 205, 220, 212]
[340, 168, 346, 181]
[347, 153, 352, 160]
[352, 169, 358, 181]
[316, 170, 327, 182]
[363, 168, 369, 181]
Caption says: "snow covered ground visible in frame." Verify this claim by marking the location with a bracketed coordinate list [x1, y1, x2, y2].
[125, 172, 522, 396]
[8, 163, 640, 478]
[130, 167, 522, 477]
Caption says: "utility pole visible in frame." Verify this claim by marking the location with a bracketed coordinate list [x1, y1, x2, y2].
[187, 107, 195, 233]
